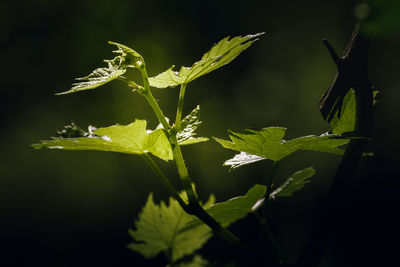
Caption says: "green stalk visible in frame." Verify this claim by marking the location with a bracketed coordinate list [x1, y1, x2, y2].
[141, 153, 187, 209]
[175, 83, 187, 128]
[169, 135, 198, 203]
[139, 67, 170, 130]
[258, 161, 285, 261]
[263, 161, 278, 209]
[137, 65, 243, 247]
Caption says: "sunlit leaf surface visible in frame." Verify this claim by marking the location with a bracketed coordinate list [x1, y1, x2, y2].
[128, 193, 214, 262]
[181, 184, 266, 232]
[32, 120, 173, 161]
[57, 41, 143, 95]
[176, 105, 209, 145]
[330, 89, 379, 135]
[149, 33, 264, 88]
[216, 127, 349, 165]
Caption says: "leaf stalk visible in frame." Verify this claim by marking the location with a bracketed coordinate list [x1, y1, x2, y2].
[139, 65, 243, 247]
[141, 153, 187, 209]
[175, 83, 188, 129]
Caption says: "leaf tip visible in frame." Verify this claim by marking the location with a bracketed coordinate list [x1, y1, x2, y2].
[31, 143, 41, 149]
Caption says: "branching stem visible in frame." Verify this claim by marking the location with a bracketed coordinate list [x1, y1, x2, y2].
[139, 67, 170, 130]
[141, 153, 187, 209]
[137, 64, 243, 248]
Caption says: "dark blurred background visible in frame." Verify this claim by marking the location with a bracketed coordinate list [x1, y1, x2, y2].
[1, 0, 399, 266]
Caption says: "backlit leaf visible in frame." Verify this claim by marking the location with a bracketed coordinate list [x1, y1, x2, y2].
[176, 105, 209, 145]
[330, 89, 357, 135]
[32, 120, 173, 161]
[215, 127, 349, 165]
[57, 42, 143, 95]
[148, 33, 264, 88]
[181, 184, 266, 232]
[269, 167, 316, 199]
[178, 255, 209, 267]
[128, 193, 214, 262]
[330, 89, 379, 135]
[223, 152, 265, 170]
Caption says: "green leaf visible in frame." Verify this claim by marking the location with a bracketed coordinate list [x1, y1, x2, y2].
[127, 193, 214, 262]
[177, 105, 209, 145]
[55, 122, 90, 138]
[148, 33, 264, 88]
[215, 127, 349, 164]
[330, 89, 357, 135]
[269, 167, 316, 199]
[57, 42, 143, 95]
[181, 184, 266, 232]
[32, 120, 173, 161]
[330, 89, 379, 135]
[177, 255, 209, 267]
[223, 152, 265, 170]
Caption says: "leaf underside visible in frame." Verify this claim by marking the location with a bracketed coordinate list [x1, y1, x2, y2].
[57, 42, 143, 95]
[177, 105, 209, 145]
[148, 33, 264, 88]
[215, 127, 349, 168]
[269, 167, 316, 199]
[127, 193, 214, 262]
[181, 184, 266, 232]
[223, 152, 265, 170]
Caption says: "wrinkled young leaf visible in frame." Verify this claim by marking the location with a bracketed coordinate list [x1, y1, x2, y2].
[32, 120, 173, 161]
[57, 42, 143, 95]
[269, 167, 316, 199]
[215, 127, 349, 166]
[177, 105, 209, 145]
[127, 193, 214, 262]
[149, 33, 264, 88]
[181, 184, 266, 232]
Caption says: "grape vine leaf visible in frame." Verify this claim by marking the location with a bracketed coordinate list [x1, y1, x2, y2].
[330, 88, 379, 135]
[57, 42, 143, 95]
[215, 127, 349, 167]
[177, 105, 209, 145]
[269, 167, 316, 199]
[127, 193, 214, 262]
[32, 120, 173, 161]
[181, 184, 266, 232]
[223, 152, 265, 170]
[148, 33, 264, 88]
[178, 255, 209, 267]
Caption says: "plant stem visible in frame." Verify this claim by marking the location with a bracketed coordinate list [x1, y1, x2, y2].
[169, 132, 244, 247]
[191, 201, 242, 246]
[258, 161, 284, 261]
[139, 67, 170, 130]
[264, 221, 285, 263]
[263, 161, 278, 208]
[141, 153, 187, 209]
[168, 134, 198, 203]
[138, 65, 243, 247]
[175, 83, 187, 128]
